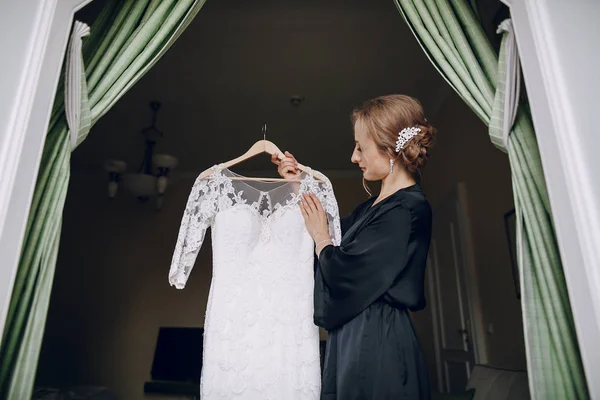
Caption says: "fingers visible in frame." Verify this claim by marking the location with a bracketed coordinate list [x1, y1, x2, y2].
[284, 151, 296, 162]
[279, 158, 299, 179]
[271, 153, 281, 165]
[274, 151, 300, 179]
[303, 194, 318, 214]
[281, 159, 296, 170]
[281, 165, 296, 176]
[274, 152, 297, 166]
[274, 153, 297, 166]
[300, 200, 308, 220]
[300, 193, 330, 244]
[300, 197, 308, 215]
[304, 194, 323, 214]
[310, 193, 324, 213]
[300, 199, 312, 228]
[301, 196, 313, 216]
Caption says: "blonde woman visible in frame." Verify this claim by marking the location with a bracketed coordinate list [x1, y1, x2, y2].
[273, 95, 436, 399]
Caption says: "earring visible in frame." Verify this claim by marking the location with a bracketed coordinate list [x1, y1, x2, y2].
[389, 159, 394, 174]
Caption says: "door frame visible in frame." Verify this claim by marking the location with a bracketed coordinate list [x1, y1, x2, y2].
[0, 0, 93, 338]
[428, 182, 486, 392]
[507, 1, 600, 396]
[0, 1, 598, 396]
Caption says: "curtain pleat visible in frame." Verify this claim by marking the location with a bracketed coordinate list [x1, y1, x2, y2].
[394, 0, 588, 398]
[0, 1, 206, 398]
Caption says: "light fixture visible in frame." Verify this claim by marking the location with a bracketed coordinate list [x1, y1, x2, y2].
[103, 101, 177, 210]
[289, 95, 305, 107]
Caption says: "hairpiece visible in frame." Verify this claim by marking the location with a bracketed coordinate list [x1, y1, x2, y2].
[395, 126, 421, 152]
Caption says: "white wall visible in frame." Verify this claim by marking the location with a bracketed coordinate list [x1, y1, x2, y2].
[0, 0, 91, 341]
[510, 1, 600, 396]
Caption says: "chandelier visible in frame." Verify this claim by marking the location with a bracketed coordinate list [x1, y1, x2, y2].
[103, 101, 178, 210]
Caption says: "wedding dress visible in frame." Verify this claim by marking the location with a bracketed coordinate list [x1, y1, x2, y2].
[169, 164, 341, 400]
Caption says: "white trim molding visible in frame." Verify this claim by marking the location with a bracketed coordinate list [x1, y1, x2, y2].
[0, 0, 93, 339]
[510, 0, 600, 396]
[0, 0, 57, 235]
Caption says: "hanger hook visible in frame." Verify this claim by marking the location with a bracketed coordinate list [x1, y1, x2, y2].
[262, 123, 267, 141]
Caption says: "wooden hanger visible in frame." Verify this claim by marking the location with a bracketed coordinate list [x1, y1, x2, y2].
[199, 124, 325, 182]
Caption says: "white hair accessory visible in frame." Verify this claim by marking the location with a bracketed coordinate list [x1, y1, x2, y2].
[395, 126, 421, 152]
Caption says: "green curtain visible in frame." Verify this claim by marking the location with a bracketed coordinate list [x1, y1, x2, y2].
[393, 0, 588, 398]
[0, 0, 206, 398]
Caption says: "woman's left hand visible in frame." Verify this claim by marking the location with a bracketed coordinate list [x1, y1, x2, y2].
[300, 193, 330, 243]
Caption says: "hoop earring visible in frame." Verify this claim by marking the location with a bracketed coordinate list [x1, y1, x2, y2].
[389, 159, 394, 174]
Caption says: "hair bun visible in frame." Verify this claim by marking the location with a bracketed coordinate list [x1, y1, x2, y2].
[398, 121, 436, 174]
[351, 94, 437, 178]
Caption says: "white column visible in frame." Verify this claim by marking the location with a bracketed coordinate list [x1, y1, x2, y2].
[0, 0, 92, 338]
[510, 0, 600, 397]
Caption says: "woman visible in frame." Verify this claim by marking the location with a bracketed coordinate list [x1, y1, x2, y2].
[272, 94, 435, 399]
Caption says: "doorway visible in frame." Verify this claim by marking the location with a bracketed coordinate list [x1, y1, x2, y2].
[427, 183, 485, 392]
[6, 1, 530, 399]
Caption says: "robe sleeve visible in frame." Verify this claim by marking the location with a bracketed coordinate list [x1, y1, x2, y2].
[168, 175, 218, 289]
[314, 205, 411, 330]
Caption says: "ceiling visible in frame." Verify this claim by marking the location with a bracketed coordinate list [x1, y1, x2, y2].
[71, 0, 503, 175]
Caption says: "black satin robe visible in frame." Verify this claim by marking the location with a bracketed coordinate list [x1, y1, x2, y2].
[314, 184, 432, 400]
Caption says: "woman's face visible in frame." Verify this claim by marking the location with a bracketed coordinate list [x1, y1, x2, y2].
[351, 120, 390, 181]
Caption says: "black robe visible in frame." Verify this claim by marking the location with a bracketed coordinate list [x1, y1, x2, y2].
[314, 184, 432, 400]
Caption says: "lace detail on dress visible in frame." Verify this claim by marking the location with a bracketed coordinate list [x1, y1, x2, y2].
[169, 165, 342, 289]
[168, 167, 220, 289]
[168, 164, 342, 399]
[302, 169, 342, 247]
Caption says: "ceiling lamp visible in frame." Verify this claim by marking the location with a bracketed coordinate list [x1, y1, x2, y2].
[103, 101, 177, 210]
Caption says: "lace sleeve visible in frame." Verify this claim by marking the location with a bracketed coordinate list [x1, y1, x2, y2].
[317, 177, 342, 246]
[169, 175, 218, 289]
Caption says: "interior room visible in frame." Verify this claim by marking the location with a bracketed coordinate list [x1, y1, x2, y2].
[33, 0, 529, 399]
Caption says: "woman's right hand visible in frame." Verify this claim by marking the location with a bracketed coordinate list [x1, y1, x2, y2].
[271, 151, 301, 179]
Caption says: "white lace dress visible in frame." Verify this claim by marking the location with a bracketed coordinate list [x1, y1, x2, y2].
[169, 165, 341, 400]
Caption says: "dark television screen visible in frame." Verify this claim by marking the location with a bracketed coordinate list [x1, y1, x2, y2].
[150, 327, 203, 383]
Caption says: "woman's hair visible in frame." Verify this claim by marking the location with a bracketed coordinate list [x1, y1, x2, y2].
[351, 94, 436, 180]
